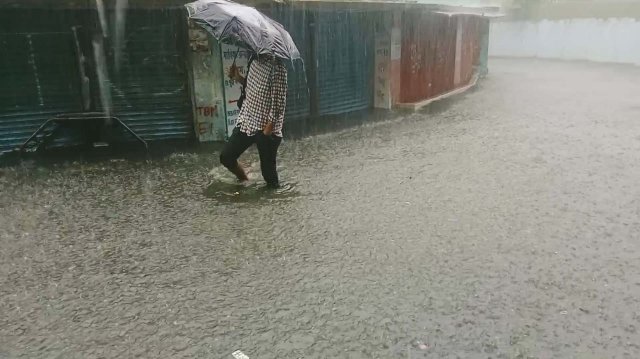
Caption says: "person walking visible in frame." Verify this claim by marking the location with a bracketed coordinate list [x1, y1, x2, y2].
[220, 53, 288, 189]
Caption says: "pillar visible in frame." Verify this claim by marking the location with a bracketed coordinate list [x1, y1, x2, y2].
[374, 11, 402, 110]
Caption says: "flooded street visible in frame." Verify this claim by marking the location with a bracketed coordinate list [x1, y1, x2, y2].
[2, 58, 640, 358]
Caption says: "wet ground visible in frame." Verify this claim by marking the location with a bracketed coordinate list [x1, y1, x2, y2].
[2, 58, 640, 358]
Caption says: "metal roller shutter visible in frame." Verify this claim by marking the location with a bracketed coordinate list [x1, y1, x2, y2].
[314, 10, 375, 116]
[0, 30, 82, 152]
[105, 9, 192, 142]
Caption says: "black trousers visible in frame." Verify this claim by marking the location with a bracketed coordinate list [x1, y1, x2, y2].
[219, 127, 282, 187]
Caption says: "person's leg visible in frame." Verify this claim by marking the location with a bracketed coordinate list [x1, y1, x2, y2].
[256, 133, 282, 188]
[219, 128, 254, 182]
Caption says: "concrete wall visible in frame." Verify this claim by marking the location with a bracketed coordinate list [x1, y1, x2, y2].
[489, 18, 640, 65]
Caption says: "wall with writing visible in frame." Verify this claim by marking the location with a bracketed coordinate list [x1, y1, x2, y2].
[187, 23, 227, 142]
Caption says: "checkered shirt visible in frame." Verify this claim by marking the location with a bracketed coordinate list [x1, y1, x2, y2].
[237, 56, 288, 137]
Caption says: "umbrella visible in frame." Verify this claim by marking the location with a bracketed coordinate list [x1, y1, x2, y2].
[185, 0, 301, 61]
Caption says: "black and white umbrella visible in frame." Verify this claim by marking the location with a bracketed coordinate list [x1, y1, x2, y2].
[186, 0, 301, 61]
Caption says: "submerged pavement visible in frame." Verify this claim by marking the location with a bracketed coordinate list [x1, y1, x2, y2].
[2, 59, 640, 358]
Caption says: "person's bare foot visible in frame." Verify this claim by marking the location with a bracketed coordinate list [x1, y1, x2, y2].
[230, 164, 248, 182]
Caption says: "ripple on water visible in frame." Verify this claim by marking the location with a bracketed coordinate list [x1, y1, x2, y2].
[203, 179, 299, 204]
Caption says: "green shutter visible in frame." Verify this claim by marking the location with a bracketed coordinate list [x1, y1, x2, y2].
[0, 8, 193, 154]
[105, 9, 192, 142]
[315, 10, 375, 115]
[0, 32, 82, 152]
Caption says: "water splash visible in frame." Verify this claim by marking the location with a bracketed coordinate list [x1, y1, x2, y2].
[92, 37, 113, 119]
[71, 27, 91, 110]
[95, 0, 108, 37]
[203, 179, 298, 203]
[114, 0, 129, 76]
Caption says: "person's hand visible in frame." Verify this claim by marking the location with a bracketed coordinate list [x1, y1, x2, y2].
[262, 122, 274, 136]
[227, 65, 241, 82]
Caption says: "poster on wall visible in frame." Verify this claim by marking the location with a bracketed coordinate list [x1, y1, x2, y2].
[193, 97, 224, 141]
[188, 25, 227, 142]
[220, 43, 250, 138]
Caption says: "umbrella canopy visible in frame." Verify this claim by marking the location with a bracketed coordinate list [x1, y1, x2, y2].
[186, 0, 301, 61]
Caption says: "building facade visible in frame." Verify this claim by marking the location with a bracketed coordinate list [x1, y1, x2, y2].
[0, 0, 496, 154]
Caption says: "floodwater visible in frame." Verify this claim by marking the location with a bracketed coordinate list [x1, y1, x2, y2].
[2, 59, 640, 358]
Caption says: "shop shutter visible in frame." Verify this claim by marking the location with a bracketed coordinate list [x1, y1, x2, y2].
[105, 9, 192, 142]
[0, 32, 82, 152]
[314, 10, 375, 115]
